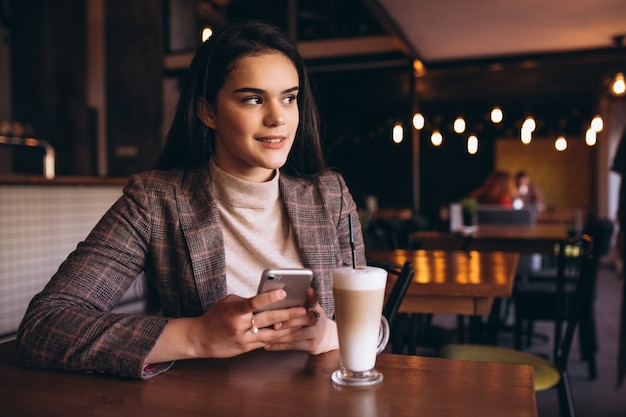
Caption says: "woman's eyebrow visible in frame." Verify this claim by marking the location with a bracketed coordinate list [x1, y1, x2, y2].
[233, 86, 299, 94]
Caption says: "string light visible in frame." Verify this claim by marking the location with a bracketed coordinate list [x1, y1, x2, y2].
[412, 113, 425, 130]
[585, 128, 597, 146]
[520, 128, 532, 144]
[201, 26, 213, 42]
[490, 107, 503, 123]
[555, 136, 567, 151]
[521, 116, 536, 132]
[416, 107, 606, 150]
[453, 117, 466, 134]
[612, 73, 626, 96]
[431, 130, 443, 146]
[467, 135, 478, 154]
[590, 115, 603, 132]
[392, 123, 403, 143]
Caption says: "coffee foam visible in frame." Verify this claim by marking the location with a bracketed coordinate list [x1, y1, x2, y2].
[332, 266, 387, 291]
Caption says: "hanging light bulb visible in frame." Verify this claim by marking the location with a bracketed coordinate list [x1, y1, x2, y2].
[201, 26, 214, 42]
[612, 73, 626, 96]
[555, 135, 567, 151]
[413, 59, 426, 77]
[590, 115, 603, 132]
[585, 128, 597, 146]
[521, 116, 536, 132]
[467, 135, 478, 154]
[412, 113, 425, 130]
[520, 128, 532, 144]
[453, 117, 466, 134]
[392, 123, 403, 143]
[431, 130, 443, 146]
[490, 107, 503, 123]
[392, 121, 404, 143]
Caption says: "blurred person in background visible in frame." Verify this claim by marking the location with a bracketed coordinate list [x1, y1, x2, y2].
[515, 171, 545, 212]
[468, 170, 517, 207]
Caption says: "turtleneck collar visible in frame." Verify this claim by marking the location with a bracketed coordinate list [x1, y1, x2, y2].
[210, 160, 280, 209]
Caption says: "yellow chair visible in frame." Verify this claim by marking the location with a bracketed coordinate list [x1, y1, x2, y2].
[438, 235, 593, 417]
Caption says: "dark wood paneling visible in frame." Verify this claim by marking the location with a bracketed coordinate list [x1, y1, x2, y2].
[10, 0, 92, 176]
[106, 0, 163, 176]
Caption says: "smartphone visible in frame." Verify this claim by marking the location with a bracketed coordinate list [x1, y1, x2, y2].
[255, 268, 314, 312]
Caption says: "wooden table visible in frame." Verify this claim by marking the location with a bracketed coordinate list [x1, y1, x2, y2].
[368, 249, 519, 316]
[410, 224, 570, 254]
[0, 341, 537, 417]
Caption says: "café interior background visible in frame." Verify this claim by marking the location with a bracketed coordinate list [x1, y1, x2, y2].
[1, 0, 625, 223]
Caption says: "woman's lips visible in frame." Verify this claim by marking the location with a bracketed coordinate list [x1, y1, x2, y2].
[256, 135, 286, 144]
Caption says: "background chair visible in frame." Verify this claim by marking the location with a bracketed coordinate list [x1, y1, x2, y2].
[366, 259, 414, 353]
[368, 259, 455, 354]
[437, 234, 594, 417]
[513, 217, 614, 379]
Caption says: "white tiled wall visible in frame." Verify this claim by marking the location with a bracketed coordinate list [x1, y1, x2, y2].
[0, 184, 123, 337]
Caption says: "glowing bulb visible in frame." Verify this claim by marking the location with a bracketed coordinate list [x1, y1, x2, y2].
[591, 115, 603, 132]
[490, 107, 503, 123]
[412, 113, 425, 130]
[612, 73, 626, 96]
[413, 59, 425, 76]
[555, 136, 567, 151]
[520, 128, 532, 144]
[522, 117, 536, 132]
[431, 130, 443, 146]
[392, 123, 403, 143]
[202, 26, 213, 42]
[467, 135, 478, 154]
[585, 128, 597, 146]
[453, 117, 466, 134]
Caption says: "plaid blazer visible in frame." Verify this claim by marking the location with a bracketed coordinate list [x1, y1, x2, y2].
[16, 167, 365, 378]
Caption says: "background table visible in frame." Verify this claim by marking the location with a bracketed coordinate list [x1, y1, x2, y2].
[410, 224, 569, 254]
[368, 249, 519, 316]
[0, 341, 537, 417]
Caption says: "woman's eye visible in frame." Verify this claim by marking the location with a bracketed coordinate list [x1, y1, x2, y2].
[242, 96, 262, 105]
[282, 95, 297, 104]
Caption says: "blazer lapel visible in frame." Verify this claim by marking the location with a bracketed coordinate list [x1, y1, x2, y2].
[176, 168, 227, 311]
[280, 176, 341, 276]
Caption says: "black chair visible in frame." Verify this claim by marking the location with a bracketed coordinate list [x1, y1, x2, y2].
[438, 234, 594, 417]
[514, 217, 614, 379]
[367, 259, 414, 353]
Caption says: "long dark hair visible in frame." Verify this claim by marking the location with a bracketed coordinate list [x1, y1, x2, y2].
[155, 21, 326, 178]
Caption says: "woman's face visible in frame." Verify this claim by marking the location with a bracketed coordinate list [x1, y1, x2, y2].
[199, 52, 299, 182]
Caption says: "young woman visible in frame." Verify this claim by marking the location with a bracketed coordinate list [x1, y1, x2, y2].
[468, 170, 517, 207]
[16, 21, 365, 379]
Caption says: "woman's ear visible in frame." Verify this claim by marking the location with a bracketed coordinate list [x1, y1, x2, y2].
[197, 98, 217, 129]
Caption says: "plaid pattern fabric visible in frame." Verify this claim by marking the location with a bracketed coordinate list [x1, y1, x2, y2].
[16, 167, 365, 379]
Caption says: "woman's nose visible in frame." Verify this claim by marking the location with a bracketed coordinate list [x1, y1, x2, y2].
[264, 101, 285, 126]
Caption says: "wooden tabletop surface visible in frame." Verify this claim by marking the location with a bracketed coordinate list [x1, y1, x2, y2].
[368, 249, 519, 315]
[0, 340, 537, 417]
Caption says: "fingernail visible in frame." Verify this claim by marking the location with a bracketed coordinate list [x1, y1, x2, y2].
[277, 289, 286, 299]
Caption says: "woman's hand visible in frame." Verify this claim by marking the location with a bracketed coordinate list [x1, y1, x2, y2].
[190, 289, 319, 358]
[144, 288, 309, 364]
[263, 287, 339, 355]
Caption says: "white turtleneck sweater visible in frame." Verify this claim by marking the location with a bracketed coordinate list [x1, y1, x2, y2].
[210, 161, 304, 297]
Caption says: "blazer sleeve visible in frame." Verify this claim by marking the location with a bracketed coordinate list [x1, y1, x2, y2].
[15, 174, 172, 379]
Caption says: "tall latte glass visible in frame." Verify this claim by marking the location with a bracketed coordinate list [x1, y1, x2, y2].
[331, 266, 389, 387]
